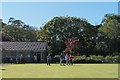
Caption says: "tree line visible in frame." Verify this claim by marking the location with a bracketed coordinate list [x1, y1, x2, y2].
[0, 14, 120, 56]
[1, 18, 37, 42]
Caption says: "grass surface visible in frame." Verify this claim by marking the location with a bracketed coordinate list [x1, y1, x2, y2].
[2, 64, 118, 78]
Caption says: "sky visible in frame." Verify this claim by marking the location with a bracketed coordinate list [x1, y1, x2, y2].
[2, 2, 118, 29]
[1, 0, 119, 2]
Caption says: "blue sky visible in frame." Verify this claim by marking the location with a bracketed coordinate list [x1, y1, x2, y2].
[2, 2, 118, 29]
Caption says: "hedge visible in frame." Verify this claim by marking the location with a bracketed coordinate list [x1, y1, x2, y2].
[52, 55, 119, 63]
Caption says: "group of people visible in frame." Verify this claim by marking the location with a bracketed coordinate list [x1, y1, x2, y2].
[47, 52, 74, 66]
[60, 53, 74, 66]
[15, 54, 25, 64]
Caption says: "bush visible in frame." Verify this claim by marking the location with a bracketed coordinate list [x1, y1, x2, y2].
[73, 55, 118, 63]
[103, 55, 119, 63]
[51, 55, 60, 63]
[52, 55, 119, 63]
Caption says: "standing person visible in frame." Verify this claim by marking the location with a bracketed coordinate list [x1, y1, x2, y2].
[16, 55, 19, 64]
[34, 54, 37, 63]
[47, 53, 52, 66]
[69, 54, 74, 65]
[10, 56, 13, 64]
[65, 53, 69, 65]
[19, 54, 23, 64]
[60, 52, 65, 66]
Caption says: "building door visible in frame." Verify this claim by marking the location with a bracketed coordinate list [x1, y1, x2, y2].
[37, 53, 41, 62]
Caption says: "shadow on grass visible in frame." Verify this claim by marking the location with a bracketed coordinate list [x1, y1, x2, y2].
[0, 68, 6, 70]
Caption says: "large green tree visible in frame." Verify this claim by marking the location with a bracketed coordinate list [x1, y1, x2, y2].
[98, 14, 120, 55]
[37, 16, 97, 56]
[2, 18, 37, 42]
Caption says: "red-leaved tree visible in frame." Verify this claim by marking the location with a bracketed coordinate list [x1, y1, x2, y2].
[64, 37, 80, 55]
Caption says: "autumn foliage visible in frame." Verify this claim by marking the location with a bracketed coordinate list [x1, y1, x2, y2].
[64, 37, 79, 54]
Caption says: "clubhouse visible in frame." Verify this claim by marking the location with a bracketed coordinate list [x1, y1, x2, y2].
[1, 42, 47, 63]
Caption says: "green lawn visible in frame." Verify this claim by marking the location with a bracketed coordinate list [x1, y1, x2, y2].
[2, 64, 118, 78]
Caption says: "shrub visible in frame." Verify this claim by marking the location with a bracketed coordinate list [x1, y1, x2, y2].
[52, 55, 60, 63]
[73, 55, 118, 63]
[103, 55, 119, 63]
[52, 55, 119, 63]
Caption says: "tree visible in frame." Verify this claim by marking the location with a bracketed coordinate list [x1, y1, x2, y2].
[64, 37, 80, 55]
[2, 18, 37, 42]
[98, 14, 120, 55]
[37, 16, 96, 56]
